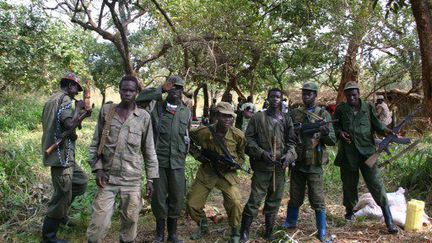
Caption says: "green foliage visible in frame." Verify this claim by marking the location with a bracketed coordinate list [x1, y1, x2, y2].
[86, 41, 124, 105]
[0, 92, 42, 131]
[0, 1, 94, 93]
[0, 92, 45, 229]
[381, 134, 432, 200]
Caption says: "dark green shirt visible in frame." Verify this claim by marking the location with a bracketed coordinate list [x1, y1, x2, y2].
[290, 106, 336, 174]
[245, 111, 297, 172]
[333, 99, 386, 170]
[41, 91, 75, 167]
[136, 86, 191, 169]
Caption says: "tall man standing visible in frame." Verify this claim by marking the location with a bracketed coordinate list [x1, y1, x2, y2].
[283, 82, 336, 242]
[136, 76, 191, 243]
[240, 88, 297, 241]
[187, 102, 246, 243]
[41, 72, 89, 243]
[86, 76, 159, 242]
[334, 81, 398, 234]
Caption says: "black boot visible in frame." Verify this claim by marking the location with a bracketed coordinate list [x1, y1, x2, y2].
[263, 214, 275, 241]
[167, 218, 183, 243]
[41, 217, 68, 243]
[381, 205, 398, 234]
[344, 208, 355, 221]
[154, 219, 165, 243]
[240, 214, 253, 242]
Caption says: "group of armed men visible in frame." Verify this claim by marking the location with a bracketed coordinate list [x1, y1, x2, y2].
[41, 73, 399, 243]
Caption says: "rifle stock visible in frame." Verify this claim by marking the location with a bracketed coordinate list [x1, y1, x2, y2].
[365, 152, 380, 168]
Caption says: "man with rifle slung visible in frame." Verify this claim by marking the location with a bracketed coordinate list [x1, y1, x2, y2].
[240, 88, 297, 241]
[283, 82, 336, 242]
[86, 76, 159, 242]
[41, 72, 90, 243]
[333, 81, 398, 234]
[186, 102, 246, 242]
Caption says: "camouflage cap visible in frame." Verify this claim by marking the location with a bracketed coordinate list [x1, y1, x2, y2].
[217, 101, 236, 117]
[344, 81, 359, 91]
[60, 72, 83, 91]
[302, 82, 319, 92]
[376, 95, 384, 100]
[167, 75, 185, 86]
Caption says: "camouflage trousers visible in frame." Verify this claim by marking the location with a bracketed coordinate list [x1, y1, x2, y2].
[46, 164, 88, 220]
[86, 184, 142, 242]
[187, 170, 242, 227]
[288, 169, 325, 210]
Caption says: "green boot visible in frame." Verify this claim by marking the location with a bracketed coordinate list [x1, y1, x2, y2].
[190, 218, 209, 240]
[230, 226, 241, 243]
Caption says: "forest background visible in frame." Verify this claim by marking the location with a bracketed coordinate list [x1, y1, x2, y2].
[1, 0, 432, 242]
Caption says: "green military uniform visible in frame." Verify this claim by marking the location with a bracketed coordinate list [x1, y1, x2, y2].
[136, 85, 191, 221]
[187, 123, 246, 227]
[41, 91, 88, 221]
[86, 104, 159, 242]
[242, 111, 297, 217]
[334, 98, 389, 212]
[288, 105, 336, 210]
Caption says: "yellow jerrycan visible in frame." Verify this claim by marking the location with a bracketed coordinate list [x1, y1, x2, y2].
[405, 199, 425, 231]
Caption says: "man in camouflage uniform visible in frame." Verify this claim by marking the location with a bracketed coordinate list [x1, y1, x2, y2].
[86, 76, 159, 242]
[334, 81, 398, 234]
[240, 88, 297, 241]
[41, 72, 89, 243]
[186, 102, 246, 243]
[283, 82, 336, 242]
[136, 76, 191, 243]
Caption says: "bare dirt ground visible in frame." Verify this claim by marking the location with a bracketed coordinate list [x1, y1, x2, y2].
[93, 176, 432, 243]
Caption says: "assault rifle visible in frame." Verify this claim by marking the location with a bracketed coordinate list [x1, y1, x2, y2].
[45, 80, 93, 157]
[365, 107, 422, 168]
[190, 142, 250, 177]
[294, 119, 338, 136]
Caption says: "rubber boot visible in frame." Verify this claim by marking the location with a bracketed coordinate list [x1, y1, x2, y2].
[153, 219, 165, 243]
[381, 205, 398, 234]
[315, 210, 328, 242]
[239, 214, 253, 242]
[263, 214, 275, 241]
[41, 217, 68, 243]
[167, 218, 183, 243]
[190, 218, 209, 240]
[283, 207, 299, 229]
[230, 226, 241, 243]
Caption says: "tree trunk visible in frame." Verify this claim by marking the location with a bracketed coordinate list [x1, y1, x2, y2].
[336, 1, 372, 104]
[249, 81, 255, 101]
[101, 90, 106, 106]
[192, 84, 202, 119]
[411, 0, 432, 118]
[202, 83, 209, 118]
[336, 39, 360, 104]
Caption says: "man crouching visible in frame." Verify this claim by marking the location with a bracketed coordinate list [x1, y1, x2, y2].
[187, 102, 246, 243]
